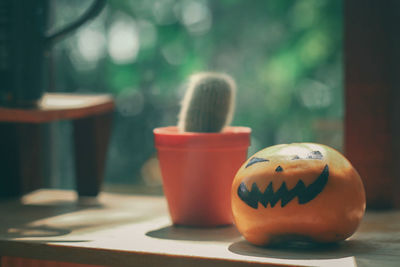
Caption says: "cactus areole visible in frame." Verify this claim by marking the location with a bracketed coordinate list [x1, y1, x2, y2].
[231, 143, 366, 246]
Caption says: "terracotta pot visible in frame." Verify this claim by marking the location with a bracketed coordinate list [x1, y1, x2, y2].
[154, 126, 251, 227]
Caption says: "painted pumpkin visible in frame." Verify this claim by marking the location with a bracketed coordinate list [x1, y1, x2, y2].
[231, 143, 366, 246]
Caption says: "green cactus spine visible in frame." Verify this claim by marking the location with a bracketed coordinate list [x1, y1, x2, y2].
[178, 72, 236, 133]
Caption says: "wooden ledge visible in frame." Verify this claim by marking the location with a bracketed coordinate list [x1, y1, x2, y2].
[0, 93, 115, 123]
[0, 190, 399, 266]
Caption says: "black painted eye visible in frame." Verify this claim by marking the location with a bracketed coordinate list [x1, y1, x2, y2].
[246, 157, 269, 168]
[275, 165, 283, 172]
[307, 150, 323, 160]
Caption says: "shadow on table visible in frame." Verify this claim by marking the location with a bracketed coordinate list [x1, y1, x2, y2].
[228, 239, 377, 260]
[0, 199, 94, 239]
[146, 224, 242, 242]
[0, 196, 159, 241]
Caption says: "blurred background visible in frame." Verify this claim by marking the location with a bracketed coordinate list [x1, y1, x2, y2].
[48, 0, 343, 192]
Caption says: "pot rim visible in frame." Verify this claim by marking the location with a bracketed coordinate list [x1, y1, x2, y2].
[154, 126, 251, 136]
[154, 126, 251, 149]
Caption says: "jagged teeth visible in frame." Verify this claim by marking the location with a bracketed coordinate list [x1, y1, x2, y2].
[237, 165, 329, 209]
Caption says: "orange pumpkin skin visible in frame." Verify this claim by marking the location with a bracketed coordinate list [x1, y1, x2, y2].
[231, 143, 366, 246]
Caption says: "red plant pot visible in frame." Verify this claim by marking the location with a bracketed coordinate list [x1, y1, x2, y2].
[154, 126, 251, 227]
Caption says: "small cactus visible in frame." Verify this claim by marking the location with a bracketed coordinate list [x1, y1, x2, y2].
[178, 72, 236, 133]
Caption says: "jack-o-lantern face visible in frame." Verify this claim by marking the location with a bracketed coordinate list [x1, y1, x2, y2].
[231, 143, 366, 246]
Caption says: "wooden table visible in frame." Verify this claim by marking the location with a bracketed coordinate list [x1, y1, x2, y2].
[0, 93, 114, 197]
[0, 190, 399, 267]
[0, 93, 114, 123]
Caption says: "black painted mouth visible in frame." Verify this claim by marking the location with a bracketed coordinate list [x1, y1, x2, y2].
[237, 164, 329, 209]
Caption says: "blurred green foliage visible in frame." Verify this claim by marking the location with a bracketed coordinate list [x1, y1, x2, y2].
[51, 0, 343, 186]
